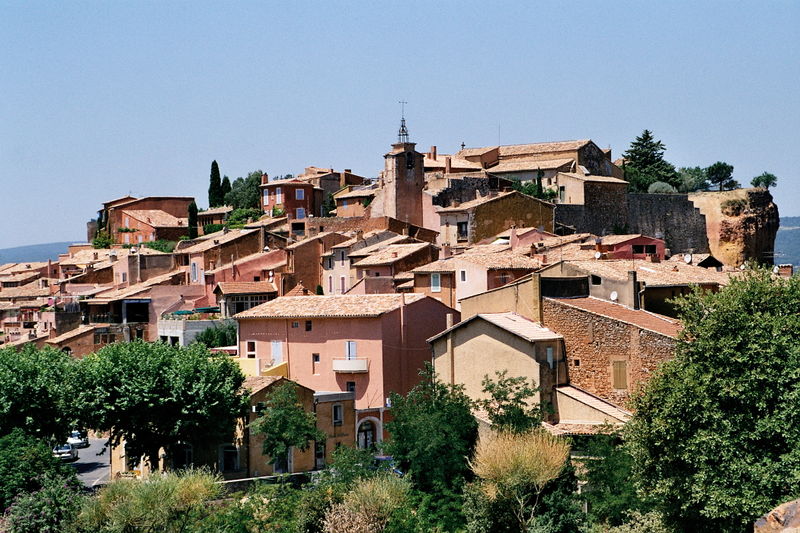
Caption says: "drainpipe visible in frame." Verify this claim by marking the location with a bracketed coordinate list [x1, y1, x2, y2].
[446, 313, 455, 385]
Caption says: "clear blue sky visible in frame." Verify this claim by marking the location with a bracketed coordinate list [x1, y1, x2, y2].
[1, 1, 797, 249]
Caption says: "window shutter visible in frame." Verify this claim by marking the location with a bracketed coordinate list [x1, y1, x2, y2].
[612, 361, 627, 389]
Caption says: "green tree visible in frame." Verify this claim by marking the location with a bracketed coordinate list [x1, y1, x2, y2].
[5, 473, 84, 533]
[226, 207, 263, 228]
[627, 268, 800, 532]
[91, 231, 114, 249]
[208, 160, 223, 207]
[705, 161, 738, 191]
[73, 341, 248, 469]
[0, 345, 74, 440]
[322, 193, 336, 217]
[479, 371, 541, 433]
[225, 170, 264, 210]
[647, 181, 677, 194]
[143, 239, 176, 253]
[622, 130, 679, 192]
[221, 175, 232, 201]
[188, 201, 198, 239]
[385, 363, 478, 493]
[193, 320, 237, 348]
[0, 429, 78, 510]
[677, 166, 709, 192]
[512, 178, 557, 202]
[751, 171, 778, 189]
[250, 380, 324, 464]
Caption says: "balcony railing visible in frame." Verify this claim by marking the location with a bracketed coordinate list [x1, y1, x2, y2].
[332, 357, 369, 373]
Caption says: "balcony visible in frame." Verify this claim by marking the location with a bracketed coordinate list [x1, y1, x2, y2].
[332, 357, 369, 373]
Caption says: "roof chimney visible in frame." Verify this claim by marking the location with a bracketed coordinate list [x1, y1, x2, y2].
[431, 146, 437, 161]
[445, 156, 452, 174]
[262, 173, 269, 184]
[442, 244, 452, 258]
[391, 251, 398, 258]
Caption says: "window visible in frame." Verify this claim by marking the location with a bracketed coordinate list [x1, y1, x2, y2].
[191, 262, 198, 282]
[346, 381, 356, 393]
[275, 187, 283, 204]
[340, 276, 346, 294]
[328, 276, 333, 294]
[574, 359, 581, 367]
[124, 216, 130, 228]
[430, 273, 441, 293]
[220, 445, 239, 472]
[263, 189, 269, 204]
[121, 272, 127, 283]
[345, 341, 357, 360]
[271, 341, 283, 364]
[457, 221, 468, 240]
[460, 270, 466, 282]
[333, 404, 343, 426]
[559, 186, 566, 202]
[305, 320, 312, 331]
[296, 207, 306, 219]
[124, 233, 130, 244]
[295, 188, 305, 200]
[292, 321, 299, 328]
[612, 361, 628, 389]
[591, 275, 601, 286]
[313, 353, 320, 363]
[137, 234, 143, 243]
[246, 341, 256, 358]
[546, 346, 554, 369]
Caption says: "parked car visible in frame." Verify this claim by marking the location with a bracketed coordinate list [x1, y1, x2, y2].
[67, 430, 89, 448]
[373, 455, 404, 476]
[53, 443, 79, 462]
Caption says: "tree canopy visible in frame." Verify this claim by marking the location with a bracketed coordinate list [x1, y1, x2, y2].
[706, 161, 739, 191]
[479, 370, 542, 433]
[220, 175, 232, 202]
[73, 341, 248, 468]
[250, 380, 324, 464]
[622, 130, 680, 192]
[677, 166, 709, 192]
[208, 160, 223, 207]
[627, 268, 800, 532]
[187, 201, 198, 239]
[751, 171, 778, 189]
[225, 170, 263, 210]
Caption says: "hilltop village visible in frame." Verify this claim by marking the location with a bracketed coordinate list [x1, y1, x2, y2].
[0, 125, 782, 482]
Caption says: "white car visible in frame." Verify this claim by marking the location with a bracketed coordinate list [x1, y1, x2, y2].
[53, 443, 79, 462]
[67, 430, 89, 448]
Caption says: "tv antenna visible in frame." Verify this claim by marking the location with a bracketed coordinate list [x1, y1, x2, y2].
[397, 100, 409, 143]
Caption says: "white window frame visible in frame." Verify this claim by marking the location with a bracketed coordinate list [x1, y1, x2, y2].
[191, 262, 198, 282]
[296, 207, 306, 219]
[295, 188, 305, 200]
[263, 189, 269, 204]
[431, 272, 441, 293]
[246, 341, 256, 358]
[271, 340, 283, 364]
[124, 233, 130, 244]
[275, 187, 283, 204]
[345, 341, 357, 360]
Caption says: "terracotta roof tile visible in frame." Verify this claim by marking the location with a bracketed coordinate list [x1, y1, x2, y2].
[178, 229, 258, 254]
[235, 293, 426, 319]
[352, 243, 431, 267]
[122, 209, 188, 228]
[556, 171, 627, 184]
[199, 205, 233, 216]
[216, 281, 277, 295]
[562, 259, 733, 287]
[547, 296, 680, 338]
[487, 158, 574, 173]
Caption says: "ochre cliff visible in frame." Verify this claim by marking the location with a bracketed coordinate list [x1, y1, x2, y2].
[688, 188, 780, 267]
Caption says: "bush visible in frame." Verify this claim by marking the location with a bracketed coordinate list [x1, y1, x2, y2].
[197, 481, 301, 532]
[4, 474, 84, 533]
[0, 429, 78, 510]
[646, 181, 678, 194]
[144, 240, 176, 253]
[227, 208, 263, 228]
[203, 223, 224, 235]
[193, 320, 237, 348]
[323, 475, 411, 533]
[91, 231, 113, 249]
[721, 198, 748, 216]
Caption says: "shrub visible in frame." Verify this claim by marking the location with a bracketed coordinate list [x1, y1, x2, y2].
[4, 474, 84, 533]
[227, 208, 263, 228]
[647, 181, 678, 194]
[721, 197, 747, 216]
[203, 223, 224, 235]
[91, 231, 113, 249]
[144, 240, 176, 253]
[323, 475, 411, 533]
[193, 320, 237, 348]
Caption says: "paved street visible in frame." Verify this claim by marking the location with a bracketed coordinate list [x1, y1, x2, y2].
[70, 437, 110, 489]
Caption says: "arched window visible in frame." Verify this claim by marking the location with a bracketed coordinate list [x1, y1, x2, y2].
[357, 420, 377, 450]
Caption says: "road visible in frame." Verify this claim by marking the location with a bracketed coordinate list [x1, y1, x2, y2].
[70, 437, 110, 489]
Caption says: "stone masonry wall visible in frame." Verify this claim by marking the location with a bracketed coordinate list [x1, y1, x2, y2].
[542, 298, 676, 409]
[626, 193, 709, 253]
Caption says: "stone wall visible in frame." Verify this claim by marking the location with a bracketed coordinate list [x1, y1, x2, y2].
[542, 298, 676, 408]
[626, 193, 709, 253]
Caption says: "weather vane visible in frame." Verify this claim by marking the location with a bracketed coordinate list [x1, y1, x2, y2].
[398, 100, 409, 143]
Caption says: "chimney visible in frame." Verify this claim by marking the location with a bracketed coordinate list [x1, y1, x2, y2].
[646, 254, 660, 263]
[302, 287, 309, 295]
[452, 200, 460, 208]
[431, 146, 437, 161]
[628, 271, 640, 310]
[92, 252, 98, 260]
[262, 173, 269, 184]
[445, 156, 452, 174]
[392, 251, 398, 258]
[442, 244, 452, 258]
[355, 230, 364, 241]
[510, 226, 519, 249]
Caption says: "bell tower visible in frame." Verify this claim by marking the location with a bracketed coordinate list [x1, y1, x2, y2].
[381, 105, 424, 226]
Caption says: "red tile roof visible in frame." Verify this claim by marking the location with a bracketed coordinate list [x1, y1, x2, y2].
[546, 296, 680, 338]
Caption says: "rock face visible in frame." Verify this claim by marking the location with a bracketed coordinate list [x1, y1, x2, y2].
[754, 498, 800, 532]
[688, 188, 780, 267]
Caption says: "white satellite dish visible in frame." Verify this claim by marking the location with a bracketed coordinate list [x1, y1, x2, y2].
[684, 253, 692, 264]
[610, 291, 619, 302]
[739, 264, 747, 270]
[773, 265, 780, 274]
[594, 251, 602, 260]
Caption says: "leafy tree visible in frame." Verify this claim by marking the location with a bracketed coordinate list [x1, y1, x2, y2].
[0, 429, 78, 509]
[322, 193, 336, 217]
[208, 160, 223, 207]
[73, 341, 248, 468]
[143, 239, 176, 253]
[0, 345, 74, 440]
[4, 473, 84, 533]
[226, 207, 263, 228]
[479, 370, 541, 433]
[385, 363, 478, 493]
[225, 170, 264, 210]
[188, 201, 198, 239]
[202, 223, 224, 235]
[751, 171, 778, 189]
[647, 181, 677, 194]
[193, 320, 237, 348]
[622, 130, 679, 192]
[221, 175, 232, 201]
[250, 380, 324, 464]
[315, 284, 324, 295]
[91, 231, 114, 249]
[677, 166, 709, 192]
[705, 161, 738, 191]
[78, 469, 222, 532]
[627, 268, 800, 532]
[512, 178, 557, 202]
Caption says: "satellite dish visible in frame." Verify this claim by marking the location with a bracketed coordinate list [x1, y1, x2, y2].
[739, 264, 747, 270]
[684, 254, 692, 264]
[610, 291, 618, 302]
[773, 265, 780, 274]
[594, 251, 602, 260]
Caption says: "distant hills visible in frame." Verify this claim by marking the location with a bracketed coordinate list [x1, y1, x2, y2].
[0, 242, 75, 263]
[775, 217, 800, 267]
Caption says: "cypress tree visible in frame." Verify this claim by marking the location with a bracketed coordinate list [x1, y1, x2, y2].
[188, 201, 198, 239]
[208, 161, 222, 207]
[221, 176, 232, 204]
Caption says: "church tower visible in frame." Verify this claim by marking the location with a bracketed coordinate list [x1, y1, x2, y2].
[380, 115, 425, 227]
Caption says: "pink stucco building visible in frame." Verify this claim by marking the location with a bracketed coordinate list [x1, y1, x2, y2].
[234, 293, 458, 447]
